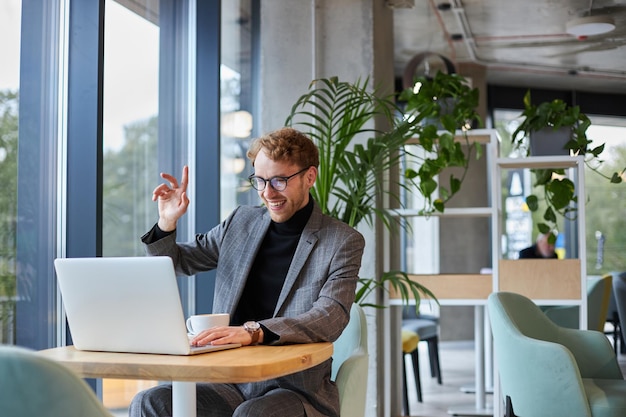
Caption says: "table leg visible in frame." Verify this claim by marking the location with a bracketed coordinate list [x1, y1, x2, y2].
[389, 305, 403, 417]
[474, 305, 485, 410]
[172, 381, 196, 417]
[447, 305, 492, 416]
[460, 311, 494, 396]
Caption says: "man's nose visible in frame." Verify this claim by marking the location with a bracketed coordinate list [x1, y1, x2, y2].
[263, 184, 279, 197]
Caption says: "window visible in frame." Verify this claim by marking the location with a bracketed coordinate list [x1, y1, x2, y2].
[0, 0, 21, 345]
[220, 0, 258, 218]
[102, 0, 159, 257]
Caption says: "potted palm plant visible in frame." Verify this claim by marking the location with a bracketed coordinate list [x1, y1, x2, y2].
[510, 90, 624, 236]
[284, 75, 482, 308]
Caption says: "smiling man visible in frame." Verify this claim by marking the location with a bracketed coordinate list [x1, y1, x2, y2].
[130, 127, 365, 417]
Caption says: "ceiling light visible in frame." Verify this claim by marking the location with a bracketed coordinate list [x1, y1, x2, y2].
[566, 15, 615, 37]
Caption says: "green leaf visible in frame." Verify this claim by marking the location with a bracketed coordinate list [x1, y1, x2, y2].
[526, 194, 539, 211]
[543, 206, 556, 223]
[547, 178, 575, 210]
[611, 172, 623, 184]
[420, 178, 438, 199]
[450, 176, 461, 194]
[537, 223, 551, 234]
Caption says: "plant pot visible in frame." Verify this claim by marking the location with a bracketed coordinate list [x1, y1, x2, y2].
[422, 97, 456, 128]
[529, 127, 571, 156]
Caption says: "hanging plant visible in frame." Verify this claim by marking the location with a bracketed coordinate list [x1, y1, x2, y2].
[511, 90, 624, 236]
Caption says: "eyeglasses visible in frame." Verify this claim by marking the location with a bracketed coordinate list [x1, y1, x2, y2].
[248, 167, 310, 192]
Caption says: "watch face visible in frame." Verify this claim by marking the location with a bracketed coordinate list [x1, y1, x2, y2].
[245, 321, 260, 331]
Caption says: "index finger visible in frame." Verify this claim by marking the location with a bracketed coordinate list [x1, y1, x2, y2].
[180, 165, 189, 193]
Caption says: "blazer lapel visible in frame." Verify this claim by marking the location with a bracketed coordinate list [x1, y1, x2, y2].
[225, 211, 272, 314]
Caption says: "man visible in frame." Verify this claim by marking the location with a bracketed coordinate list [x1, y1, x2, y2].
[129, 127, 365, 417]
[518, 232, 558, 259]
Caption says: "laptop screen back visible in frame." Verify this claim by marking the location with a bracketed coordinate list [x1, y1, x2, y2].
[54, 256, 209, 355]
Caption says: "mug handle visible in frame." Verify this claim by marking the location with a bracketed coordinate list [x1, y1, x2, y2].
[186, 317, 194, 334]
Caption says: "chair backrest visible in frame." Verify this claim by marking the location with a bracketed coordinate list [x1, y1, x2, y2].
[0, 344, 113, 417]
[588, 274, 613, 331]
[488, 292, 592, 417]
[612, 271, 626, 336]
[543, 274, 612, 331]
[332, 303, 368, 417]
[606, 271, 622, 321]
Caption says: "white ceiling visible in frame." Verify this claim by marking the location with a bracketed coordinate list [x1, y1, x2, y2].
[391, 0, 626, 94]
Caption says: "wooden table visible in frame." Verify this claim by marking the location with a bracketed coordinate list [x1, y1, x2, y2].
[39, 343, 333, 417]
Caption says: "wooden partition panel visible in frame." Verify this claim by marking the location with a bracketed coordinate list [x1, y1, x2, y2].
[394, 274, 493, 301]
[498, 259, 581, 299]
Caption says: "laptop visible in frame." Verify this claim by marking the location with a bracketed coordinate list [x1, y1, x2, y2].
[53, 256, 241, 355]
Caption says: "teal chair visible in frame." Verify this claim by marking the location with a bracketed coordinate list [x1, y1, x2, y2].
[0, 344, 113, 417]
[544, 274, 613, 331]
[331, 303, 369, 417]
[488, 292, 626, 417]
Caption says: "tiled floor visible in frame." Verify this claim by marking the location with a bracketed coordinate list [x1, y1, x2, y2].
[403, 340, 483, 417]
[109, 338, 626, 417]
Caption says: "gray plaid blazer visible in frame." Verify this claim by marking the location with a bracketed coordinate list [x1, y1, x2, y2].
[142, 202, 365, 416]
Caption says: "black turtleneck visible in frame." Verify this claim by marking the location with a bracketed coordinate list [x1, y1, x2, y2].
[231, 197, 314, 326]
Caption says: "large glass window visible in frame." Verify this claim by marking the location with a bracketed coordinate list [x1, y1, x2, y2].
[102, 0, 159, 257]
[584, 119, 626, 273]
[220, 0, 257, 218]
[0, 0, 21, 345]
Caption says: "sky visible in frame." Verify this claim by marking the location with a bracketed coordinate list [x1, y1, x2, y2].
[0, 0, 159, 151]
[0, 0, 21, 90]
[103, 1, 159, 151]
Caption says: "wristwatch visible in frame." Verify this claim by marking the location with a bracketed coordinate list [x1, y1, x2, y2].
[243, 321, 261, 345]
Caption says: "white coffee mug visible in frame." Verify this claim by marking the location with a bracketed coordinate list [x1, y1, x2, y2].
[186, 313, 230, 335]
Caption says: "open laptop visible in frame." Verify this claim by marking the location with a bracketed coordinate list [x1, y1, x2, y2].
[54, 256, 241, 355]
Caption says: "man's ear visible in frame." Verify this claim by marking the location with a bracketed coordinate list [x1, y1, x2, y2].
[306, 166, 318, 186]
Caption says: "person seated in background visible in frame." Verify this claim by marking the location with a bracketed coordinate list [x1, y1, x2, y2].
[518, 232, 558, 259]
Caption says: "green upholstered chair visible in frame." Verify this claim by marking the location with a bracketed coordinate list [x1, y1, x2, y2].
[611, 272, 626, 354]
[0, 344, 113, 417]
[488, 291, 626, 417]
[544, 274, 613, 331]
[605, 272, 624, 353]
[331, 303, 368, 417]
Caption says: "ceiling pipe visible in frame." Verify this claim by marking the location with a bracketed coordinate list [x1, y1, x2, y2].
[431, 0, 626, 82]
[428, 0, 457, 60]
[449, 0, 477, 61]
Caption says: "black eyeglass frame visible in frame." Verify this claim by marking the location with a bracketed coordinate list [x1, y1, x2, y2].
[248, 166, 310, 192]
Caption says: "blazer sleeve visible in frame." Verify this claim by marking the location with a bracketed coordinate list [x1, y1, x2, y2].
[140, 206, 251, 276]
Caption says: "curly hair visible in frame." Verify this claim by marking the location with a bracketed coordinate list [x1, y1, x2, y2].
[247, 127, 319, 169]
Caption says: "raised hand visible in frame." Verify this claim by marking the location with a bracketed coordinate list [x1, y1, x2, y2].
[152, 165, 190, 232]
